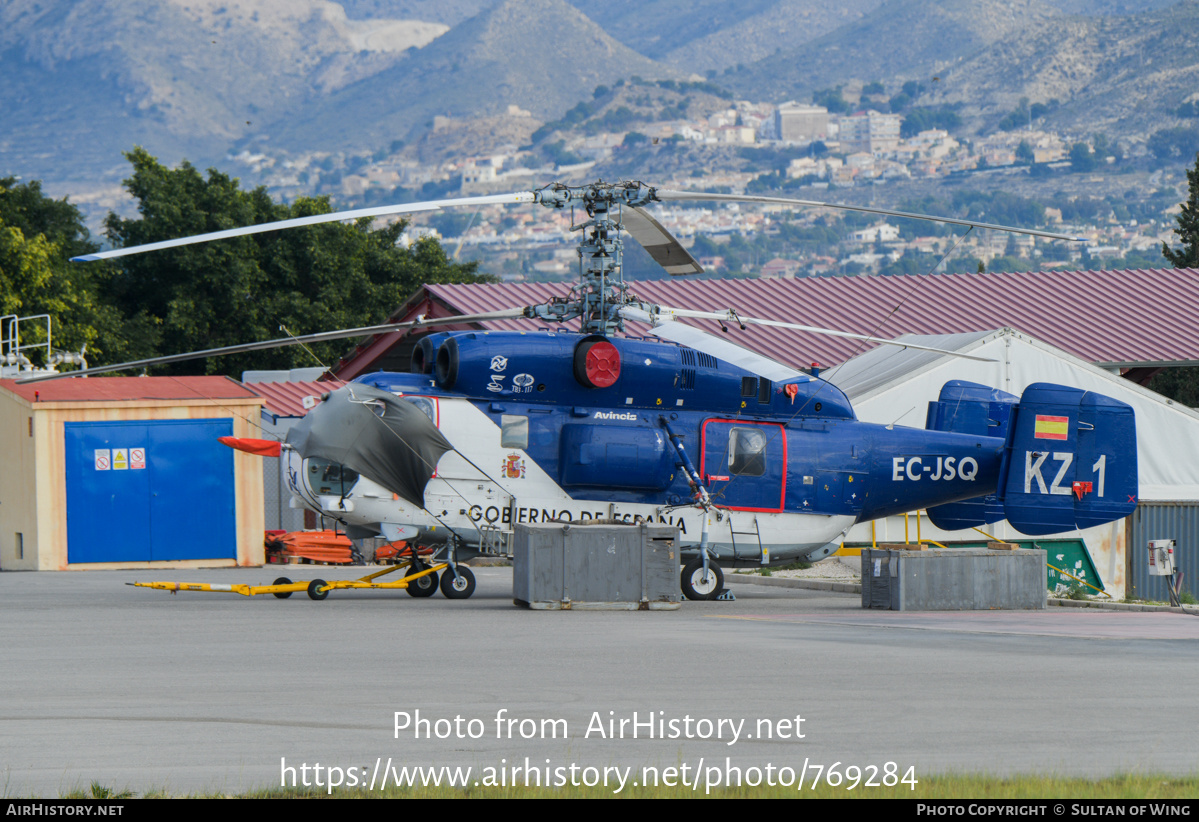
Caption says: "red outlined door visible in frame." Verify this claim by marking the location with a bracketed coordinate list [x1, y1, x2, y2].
[699, 419, 787, 512]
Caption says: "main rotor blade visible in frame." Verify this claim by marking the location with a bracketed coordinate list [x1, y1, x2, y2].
[72, 191, 537, 262]
[623, 305, 995, 363]
[14, 308, 529, 383]
[620, 206, 703, 275]
[654, 189, 1085, 242]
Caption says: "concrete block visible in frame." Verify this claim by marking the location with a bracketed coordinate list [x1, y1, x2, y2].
[861, 547, 1046, 611]
[513, 523, 681, 610]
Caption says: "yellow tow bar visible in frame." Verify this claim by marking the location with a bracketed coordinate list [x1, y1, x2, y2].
[130, 561, 449, 601]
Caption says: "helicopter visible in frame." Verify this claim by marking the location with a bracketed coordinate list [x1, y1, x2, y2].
[43, 180, 1138, 601]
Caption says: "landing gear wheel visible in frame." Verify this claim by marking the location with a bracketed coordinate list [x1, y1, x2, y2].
[681, 558, 723, 601]
[405, 564, 439, 598]
[272, 577, 293, 599]
[440, 566, 476, 599]
[307, 579, 329, 601]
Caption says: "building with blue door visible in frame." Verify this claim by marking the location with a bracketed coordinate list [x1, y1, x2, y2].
[0, 377, 265, 570]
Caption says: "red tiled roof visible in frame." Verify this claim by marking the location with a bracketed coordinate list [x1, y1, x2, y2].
[393, 268, 1199, 369]
[246, 380, 344, 418]
[0, 376, 259, 404]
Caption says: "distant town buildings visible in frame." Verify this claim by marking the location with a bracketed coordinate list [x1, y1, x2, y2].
[774, 102, 829, 142]
[460, 161, 498, 193]
[837, 110, 901, 154]
[850, 223, 900, 243]
[219, 89, 1177, 284]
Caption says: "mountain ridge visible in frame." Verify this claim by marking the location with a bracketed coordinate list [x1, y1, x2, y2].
[265, 0, 684, 153]
[2, 0, 1196, 200]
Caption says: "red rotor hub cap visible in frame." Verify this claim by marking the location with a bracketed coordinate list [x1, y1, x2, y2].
[583, 340, 621, 388]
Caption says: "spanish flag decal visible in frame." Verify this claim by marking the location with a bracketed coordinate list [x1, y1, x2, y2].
[1033, 415, 1069, 440]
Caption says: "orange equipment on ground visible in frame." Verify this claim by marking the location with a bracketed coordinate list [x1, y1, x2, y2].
[265, 530, 357, 565]
[374, 541, 434, 563]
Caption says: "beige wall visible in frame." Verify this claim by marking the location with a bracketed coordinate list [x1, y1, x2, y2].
[0, 392, 40, 570]
[0, 391, 265, 570]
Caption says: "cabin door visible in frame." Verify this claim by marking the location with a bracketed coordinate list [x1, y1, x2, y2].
[699, 419, 786, 512]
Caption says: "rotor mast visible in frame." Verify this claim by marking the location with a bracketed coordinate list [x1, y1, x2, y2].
[528, 181, 656, 336]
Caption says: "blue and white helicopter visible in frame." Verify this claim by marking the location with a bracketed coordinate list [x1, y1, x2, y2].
[61, 181, 1138, 600]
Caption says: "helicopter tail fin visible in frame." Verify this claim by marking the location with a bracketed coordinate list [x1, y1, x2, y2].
[923, 381, 1014, 530]
[924, 381, 1138, 534]
[997, 383, 1138, 535]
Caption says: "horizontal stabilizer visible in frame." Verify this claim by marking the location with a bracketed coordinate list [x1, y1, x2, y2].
[925, 380, 1018, 439]
[924, 382, 1016, 530]
[998, 383, 1138, 535]
[925, 496, 1005, 531]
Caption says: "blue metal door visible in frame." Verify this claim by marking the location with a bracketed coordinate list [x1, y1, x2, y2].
[65, 419, 236, 563]
[699, 419, 787, 512]
[65, 422, 152, 563]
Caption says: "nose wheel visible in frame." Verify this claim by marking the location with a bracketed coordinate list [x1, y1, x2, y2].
[681, 557, 724, 601]
[440, 566, 476, 599]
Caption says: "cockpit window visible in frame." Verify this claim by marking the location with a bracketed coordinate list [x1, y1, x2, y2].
[306, 458, 360, 496]
[501, 415, 528, 449]
[401, 396, 436, 423]
[728, 427, 767, 476]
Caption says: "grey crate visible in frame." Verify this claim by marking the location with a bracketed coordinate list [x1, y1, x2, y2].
[512, 523, 682, 610]
[861, 548, 1046, 611]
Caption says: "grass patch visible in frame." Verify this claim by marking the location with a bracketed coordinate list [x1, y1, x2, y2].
[1063, 584, 1091, 601]
[1121, 594, 1199, 607]
[59, 773, 1199, 800]
[733, 560, 813, 576]
[773, 560, 813, 571]
[58, 782, 135, 800]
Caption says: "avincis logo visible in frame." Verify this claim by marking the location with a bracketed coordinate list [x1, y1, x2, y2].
[594, 412, 637, 420]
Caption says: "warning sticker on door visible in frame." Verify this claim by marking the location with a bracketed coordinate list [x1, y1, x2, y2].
[113, 449, 128, 470]
[94, 450, 110, 471]
[130, 447, 146, 469]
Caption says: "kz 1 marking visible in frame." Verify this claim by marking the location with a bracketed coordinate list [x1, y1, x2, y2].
[1023, 451, 1108, 497]
[891, 456, 979, 482]
[1025, 451, 1073, 495]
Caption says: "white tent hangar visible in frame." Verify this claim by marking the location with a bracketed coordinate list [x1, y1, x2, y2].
[827, 327, 1199, 601]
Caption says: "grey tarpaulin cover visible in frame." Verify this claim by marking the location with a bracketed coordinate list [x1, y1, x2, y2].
[286, 383, 452, 508]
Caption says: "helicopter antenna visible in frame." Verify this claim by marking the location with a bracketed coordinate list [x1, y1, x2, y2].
[885, 407, 917, 430]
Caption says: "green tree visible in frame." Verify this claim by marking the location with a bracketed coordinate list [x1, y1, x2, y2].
[1162, 152, 1199, 268]
[101, 148, 489, 376]
[900, 107, 962, 138]
[0, 177, 131, 366]
[1069, 142, 1096, 172]
[1146, 150, 1199, 405]
[1147, 367, 1199, 407]
[812, 87, 848, 114]
[1149, 127, 1199, 166]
